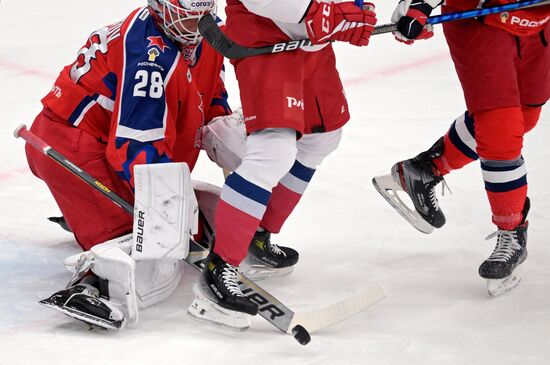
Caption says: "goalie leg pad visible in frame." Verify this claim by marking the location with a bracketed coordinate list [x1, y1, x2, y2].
[134, 259, 184, 309]
[132, 162, 197, 261]
[63, 234, 186, 326]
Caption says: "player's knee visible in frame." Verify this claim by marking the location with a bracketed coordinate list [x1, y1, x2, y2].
[474, 107, 525, 160]
[296, 128, 343, 168]
[522, 105, 542, 133]
[237, 128, 297, 189]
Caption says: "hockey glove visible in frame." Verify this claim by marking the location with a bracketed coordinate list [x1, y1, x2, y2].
[305, 1, 377, 47]
[391, 0, 443, 44]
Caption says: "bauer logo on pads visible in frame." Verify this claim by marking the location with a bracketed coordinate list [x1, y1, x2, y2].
[131, 163, 198, 260]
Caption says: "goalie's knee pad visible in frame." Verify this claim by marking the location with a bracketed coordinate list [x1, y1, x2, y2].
[474, 107, 525, 160]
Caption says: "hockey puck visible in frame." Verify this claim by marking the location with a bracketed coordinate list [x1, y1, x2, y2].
[291, 325, 311, 345]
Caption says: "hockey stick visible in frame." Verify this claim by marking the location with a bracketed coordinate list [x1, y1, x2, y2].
[199, 0, 550, 59]
[15, 124, 385, 345]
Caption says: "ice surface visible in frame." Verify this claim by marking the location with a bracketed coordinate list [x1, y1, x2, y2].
[1, 1, 549, 364]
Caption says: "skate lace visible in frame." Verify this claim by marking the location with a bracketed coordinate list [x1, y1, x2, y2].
[268, 243, 286, 257]
[427, 178, 450, 210]
[485, 230, 522, 262]
[221, 264, 244, 297]
[262, 232, 286, 257]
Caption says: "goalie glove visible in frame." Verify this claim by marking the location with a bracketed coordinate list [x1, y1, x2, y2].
[392, 0, 443, 44]
[305, 1, 377, 47]
[201, 108, 246, 171]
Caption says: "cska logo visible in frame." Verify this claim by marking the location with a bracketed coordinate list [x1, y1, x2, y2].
[147, 36, 170, 52]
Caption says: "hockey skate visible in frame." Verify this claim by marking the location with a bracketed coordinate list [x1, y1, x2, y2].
[479, 199, 530, 297]
[39, 282, 125, 330]
[372, 137, 446, 234]
[240, 230, 299, 281]
[48, 216, 72, 232]
[187, 252, 258, 331]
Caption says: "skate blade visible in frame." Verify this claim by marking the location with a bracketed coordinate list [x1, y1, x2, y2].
[187, 285, 251, 331]
[240, 257, 294, 281]
[486, 267, 523, 297]
[372, 174, 434, 234]
[39, 299, 123, 330]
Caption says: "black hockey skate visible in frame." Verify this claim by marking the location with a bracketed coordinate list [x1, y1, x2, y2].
[372, 137, 446, 234]
[39, 282, 124, 330]
[479, 198, 530, 296]
[188, 252, 258, 330]
[48, 216, 72, 233]
[241, 230, 299, 280]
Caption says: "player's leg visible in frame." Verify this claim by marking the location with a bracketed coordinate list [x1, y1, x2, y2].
[25, 109, 134, 251]
[244, 129, 343, 279]
[195, 128, 297, 316]
[477, 26, 550, 295]
[374, 10, 519, 234]
[242, 47, 350, 279]
[191, 50, 313, 318]
[474, 106, 530, 295]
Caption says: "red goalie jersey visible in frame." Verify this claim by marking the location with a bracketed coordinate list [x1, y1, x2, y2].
[41, 7, 230, 186]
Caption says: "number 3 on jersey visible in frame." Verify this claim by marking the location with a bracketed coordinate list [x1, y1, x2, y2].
[133, 70, 164, 98]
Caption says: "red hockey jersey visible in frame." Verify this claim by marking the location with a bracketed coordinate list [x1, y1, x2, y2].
[42, 7, 230, 186]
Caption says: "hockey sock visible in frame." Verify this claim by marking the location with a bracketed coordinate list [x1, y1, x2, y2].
[214, 173, 271, 266]
[432, 111, 478, 175]
[483, 158, 528, 230]
[260, 160, 316, 233]
[475, 107, 527, 230]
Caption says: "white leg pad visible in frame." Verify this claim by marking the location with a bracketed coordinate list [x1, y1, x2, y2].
[132, 162, 197, 260]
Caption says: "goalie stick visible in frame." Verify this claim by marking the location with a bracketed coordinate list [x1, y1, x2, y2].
[198, 0, 550, 59]
[14, 124, 385, 345]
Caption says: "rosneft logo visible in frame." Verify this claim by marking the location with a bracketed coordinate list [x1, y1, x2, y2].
[148, 48, 160, 62]
[500, 12, 509, 23]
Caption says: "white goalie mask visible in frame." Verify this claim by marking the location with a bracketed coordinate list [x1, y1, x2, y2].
[148, 0, 216, 48]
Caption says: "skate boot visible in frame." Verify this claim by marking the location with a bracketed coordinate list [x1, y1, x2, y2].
[188, 252, 258, 331]
[241, 230, 299, 280]
[479, 198, 530, 296]
[48, 216, 72, 232]
[373, 137, 446, 234]
[39, 281, 125, 330]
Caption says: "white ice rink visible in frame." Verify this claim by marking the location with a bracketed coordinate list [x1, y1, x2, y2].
[1, 1, 549, 364]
